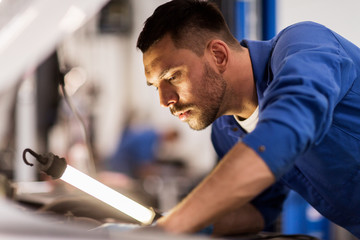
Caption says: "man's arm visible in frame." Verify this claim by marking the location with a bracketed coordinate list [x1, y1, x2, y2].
[212, 203, 264, 236]
[156, 142, 275, 234]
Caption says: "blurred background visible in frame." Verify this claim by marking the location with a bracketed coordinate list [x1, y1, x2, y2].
[0, 0, 359, 239]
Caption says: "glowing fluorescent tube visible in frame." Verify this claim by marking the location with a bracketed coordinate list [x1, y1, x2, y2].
[61, 165, 155, 225]
[22, 148, 157, 225]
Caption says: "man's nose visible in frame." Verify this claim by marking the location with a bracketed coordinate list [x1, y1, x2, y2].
[158, 83, 178, 108]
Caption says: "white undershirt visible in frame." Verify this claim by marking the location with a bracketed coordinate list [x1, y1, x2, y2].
[234, 106, 259, 133]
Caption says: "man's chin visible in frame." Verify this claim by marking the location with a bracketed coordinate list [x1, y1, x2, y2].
[187, 120, 211, 131]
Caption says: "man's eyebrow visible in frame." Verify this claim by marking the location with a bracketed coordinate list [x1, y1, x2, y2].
[158, 68, 171, 80]
[146, 68, 172, 87]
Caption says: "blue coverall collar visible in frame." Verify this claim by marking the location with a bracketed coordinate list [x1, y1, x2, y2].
[240, 39, 274, 109]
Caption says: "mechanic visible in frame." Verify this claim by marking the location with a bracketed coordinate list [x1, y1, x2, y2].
[136, 0, 360, 237]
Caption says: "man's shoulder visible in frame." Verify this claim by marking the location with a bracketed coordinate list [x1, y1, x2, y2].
[275, 21, 334, 44]
[272, 21, 337, 57]
[279, 21, 328, 35]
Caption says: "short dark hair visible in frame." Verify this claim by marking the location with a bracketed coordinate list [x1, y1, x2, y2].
[136, 0, 238, 56]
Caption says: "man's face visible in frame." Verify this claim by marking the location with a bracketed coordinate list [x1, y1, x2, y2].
[143, 35, 227, 130]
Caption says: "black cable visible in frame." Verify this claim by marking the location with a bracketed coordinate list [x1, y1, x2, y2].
[256, 233, 320, 240]
[59, 83, 96, 177]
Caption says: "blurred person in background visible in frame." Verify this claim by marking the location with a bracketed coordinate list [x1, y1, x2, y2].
[105, 110, 180, 180]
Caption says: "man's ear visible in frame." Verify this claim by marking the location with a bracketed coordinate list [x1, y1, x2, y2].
[207, 40, 228, 73]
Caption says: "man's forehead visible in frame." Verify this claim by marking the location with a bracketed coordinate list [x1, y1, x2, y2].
[144, 56, 161, 75]
[142, 35, 199, 80]
[143, 49, 179, 79]
[143, 37, 174, 69]
[144, 58, 179, 83]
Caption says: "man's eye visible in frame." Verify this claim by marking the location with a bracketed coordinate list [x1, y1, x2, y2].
[169, 72, 181, 81]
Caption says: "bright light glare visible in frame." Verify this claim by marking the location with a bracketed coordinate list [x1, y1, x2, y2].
[59, 6, 85, 33]
[0, 7, 38, 54]
[61, 165, 155, 225]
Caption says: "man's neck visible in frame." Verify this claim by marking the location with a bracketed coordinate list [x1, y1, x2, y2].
[222, 47, 257, 118]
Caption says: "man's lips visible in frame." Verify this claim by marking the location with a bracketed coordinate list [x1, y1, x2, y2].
[174, 110, 191, 121]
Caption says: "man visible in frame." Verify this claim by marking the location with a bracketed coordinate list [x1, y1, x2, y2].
[136, 0, 360, 237]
